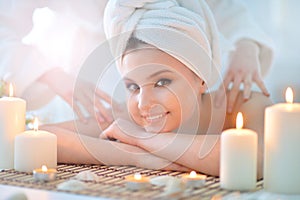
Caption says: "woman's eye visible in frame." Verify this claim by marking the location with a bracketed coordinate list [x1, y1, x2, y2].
[155, 79, 172, 87]
[126, 83, 140, 92]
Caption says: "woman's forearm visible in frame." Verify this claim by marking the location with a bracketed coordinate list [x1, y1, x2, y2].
[137, 133, 220, 176]
[41, 124, 189, 171]
[42, 125, 142, 166]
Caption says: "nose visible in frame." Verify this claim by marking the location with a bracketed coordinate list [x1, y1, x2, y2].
[137, 86, 153, 111]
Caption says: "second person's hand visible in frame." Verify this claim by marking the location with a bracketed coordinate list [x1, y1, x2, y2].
[38, 68, 118, 123]
[215, 39, 270, 113]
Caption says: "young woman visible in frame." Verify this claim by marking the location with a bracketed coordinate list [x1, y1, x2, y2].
[99, 39, 272, 177]
[42, 0, 273, 177]
[42, 38, 271, 177]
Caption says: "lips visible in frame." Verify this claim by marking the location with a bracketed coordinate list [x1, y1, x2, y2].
[142, 112, 170, 123]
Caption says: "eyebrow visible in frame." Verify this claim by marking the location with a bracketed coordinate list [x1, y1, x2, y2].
[148, 69, 173, 79]
[123, 69, 174, 82]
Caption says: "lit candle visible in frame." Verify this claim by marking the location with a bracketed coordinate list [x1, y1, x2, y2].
[14, 118, 57, 172]
[181, 171, 206, 188]
[0, 84, 26, 169]
[33, 165, 57, 182]
[264, 87, 300, 194]
[220, 112, 257, 191]
[125, 173, 150, 191]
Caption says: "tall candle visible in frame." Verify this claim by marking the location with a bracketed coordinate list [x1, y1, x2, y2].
[264, 87, 300, 194]
[0, 84, 26, 169]
[220, 112, 257, 191]
[14, 118, 57, 172]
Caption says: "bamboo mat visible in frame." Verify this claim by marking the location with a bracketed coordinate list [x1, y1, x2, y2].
[0, 164, 263, 199]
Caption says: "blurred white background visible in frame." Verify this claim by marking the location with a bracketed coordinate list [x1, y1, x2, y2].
[16, 0, 300, 123]
[243, 0, 300, 103]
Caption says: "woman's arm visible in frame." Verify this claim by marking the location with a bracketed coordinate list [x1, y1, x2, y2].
[41, 123, 189, 171]
[100, 118, 221, 176]
[100, 92, 273, 177]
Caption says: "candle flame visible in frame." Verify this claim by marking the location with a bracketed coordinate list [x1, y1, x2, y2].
[134, 173, 142, 180]
[236, 112, 243, 129]
[9, 83, 14, 97]
[33, 117, 39, 131]
[41, 165, 48, 172]
[286, 87, 293, 104]
[189, 171, 197, 178]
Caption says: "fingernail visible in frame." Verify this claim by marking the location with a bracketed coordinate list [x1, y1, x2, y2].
[244, 96, 250, 101]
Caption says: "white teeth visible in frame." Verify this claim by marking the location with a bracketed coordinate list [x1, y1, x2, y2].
[146, 114, 163, 120]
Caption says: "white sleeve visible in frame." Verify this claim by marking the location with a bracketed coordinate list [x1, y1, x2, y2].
[0, 1, 55, 109]
[205, 0, 275, 76]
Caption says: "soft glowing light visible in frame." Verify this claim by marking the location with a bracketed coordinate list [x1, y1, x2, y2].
[41, 165, 48, 172]
[236, 112, 243, 129]
[286, 87, 293, 104]
[22, 7, 75, 65]
[22, 7, 55, 45]
[134, 173, 142, 180]
[189, 171, 197, 178]
[9, 83, 13, 97]
[33, 117, 39, 131]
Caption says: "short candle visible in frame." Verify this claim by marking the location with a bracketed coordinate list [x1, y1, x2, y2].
[14, 118, 57, 172]
[181, 171, 206, 188]
[125, 173, 150, 191]
[33, 165, 57, 182]
[220, 112, 257, 191]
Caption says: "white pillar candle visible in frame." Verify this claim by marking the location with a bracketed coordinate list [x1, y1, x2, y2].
[264, 87, 300, 194]
[220, 112, 258, 191]
[0, 84, 26, 169]
[14, 118, 57, 172]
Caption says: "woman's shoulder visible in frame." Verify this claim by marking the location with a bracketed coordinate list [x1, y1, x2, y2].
[238, 91, 273, 113]
[205, 90, 273, 112]
[204, 91, 273, 129]
[231, 91, 273, 129]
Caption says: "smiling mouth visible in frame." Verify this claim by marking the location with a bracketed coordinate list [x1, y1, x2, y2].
[143, 112, 170, 122]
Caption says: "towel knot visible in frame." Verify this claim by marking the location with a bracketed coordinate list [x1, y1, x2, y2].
[104, 0, 222, 87]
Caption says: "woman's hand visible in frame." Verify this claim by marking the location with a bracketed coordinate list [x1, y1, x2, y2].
[100, 118, 152, 146]
[100, 118, 190, 171]
[39, 68, 118, 123]
[216, 40, 270, 113]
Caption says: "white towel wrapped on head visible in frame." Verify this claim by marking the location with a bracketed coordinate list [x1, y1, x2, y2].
[103, 0, 223, 87]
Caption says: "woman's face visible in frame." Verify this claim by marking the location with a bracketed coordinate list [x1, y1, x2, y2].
[120, 47, 205, 133]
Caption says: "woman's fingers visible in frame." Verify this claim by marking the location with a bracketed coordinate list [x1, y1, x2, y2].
[73, 86, 116, 123]
[253, 74, 270, 96]
[72, 100, 87, 123]
[94, 89, 111, 103]
[227, 75, 242, 113]
[216, 71, 270, 113]
[94, 99, 113, 123]
[243, 74, 252, 100]
[95, 88, 121, 110]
